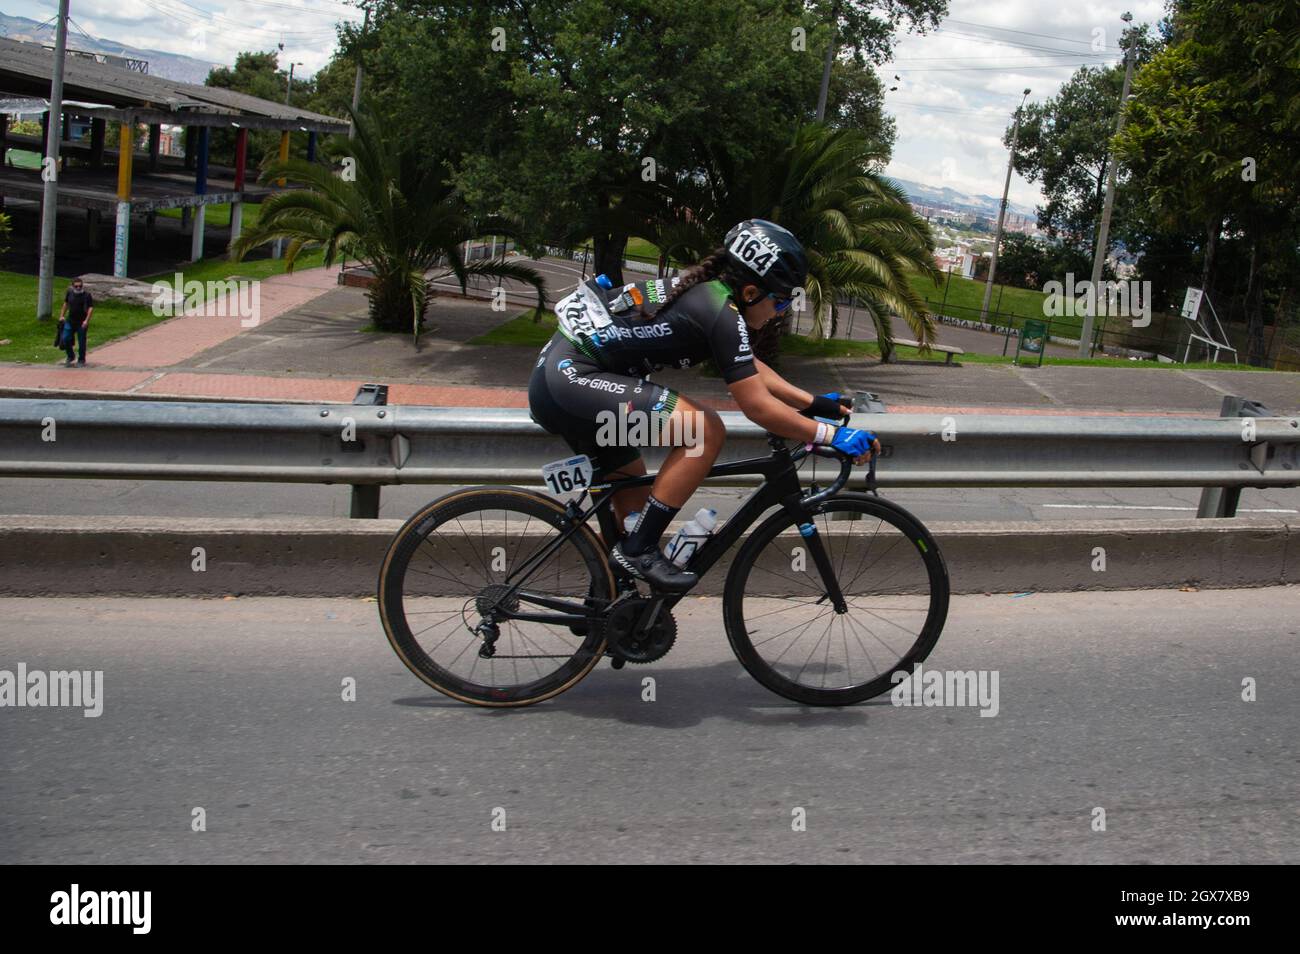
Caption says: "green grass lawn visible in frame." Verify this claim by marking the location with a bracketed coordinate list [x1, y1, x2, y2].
[156, 201, 266, 231]
[141, 246, 327, 285]
[468, 309, 558, 346]
[0, 270, 163, 363]
[571, 237, 685, 269]
[907, 270, 1068, 329]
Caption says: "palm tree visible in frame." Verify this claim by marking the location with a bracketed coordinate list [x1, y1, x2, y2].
[627, 124, 939, 364]
[231, 104, 546, 345]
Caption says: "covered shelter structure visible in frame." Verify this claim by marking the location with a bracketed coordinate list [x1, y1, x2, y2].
[0, 37, 348, 276]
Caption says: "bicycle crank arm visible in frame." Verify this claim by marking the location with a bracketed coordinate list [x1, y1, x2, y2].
[634, 596, 666, 633]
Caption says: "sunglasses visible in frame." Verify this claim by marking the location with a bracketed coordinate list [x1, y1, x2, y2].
[767, 292, 792, 314]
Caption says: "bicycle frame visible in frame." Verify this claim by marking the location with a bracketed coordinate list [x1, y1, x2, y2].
[493, 438, 854, 623]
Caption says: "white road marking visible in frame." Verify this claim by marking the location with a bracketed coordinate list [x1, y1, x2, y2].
[1041, 504, 1297, 513]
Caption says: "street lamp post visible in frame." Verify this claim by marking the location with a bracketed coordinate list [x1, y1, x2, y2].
[285, 62, 303, 106]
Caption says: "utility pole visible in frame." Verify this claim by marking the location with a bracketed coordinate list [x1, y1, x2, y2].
[815, 0, 840, 122]
[349, 8, 371, 139]
[1080, 12, 1135, 357]
[285, 62, 302, 106]
[980, 88, 1031, 323]
[36, 0, 71, 321]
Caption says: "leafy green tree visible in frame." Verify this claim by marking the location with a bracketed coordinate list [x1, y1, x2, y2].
[1115, 0, 1300, 363]
[336, 0, 918, 281]
[1009, 25, 1160, 247]
[813, 0, 947, 65]
[994, 233, 1050, 289]
[230, 104, 546, 343]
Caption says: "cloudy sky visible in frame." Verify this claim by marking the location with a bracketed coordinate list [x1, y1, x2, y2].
[880, 0, 1166, 209]
[6, 0, 1167, 210]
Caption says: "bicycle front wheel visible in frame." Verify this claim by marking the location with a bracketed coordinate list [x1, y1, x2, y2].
[723, 493, 949, 706]
[378, 487, 616, 707]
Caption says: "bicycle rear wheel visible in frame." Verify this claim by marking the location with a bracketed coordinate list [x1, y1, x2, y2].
[723, 493, 949, 706]
[378, 487, 616, 706]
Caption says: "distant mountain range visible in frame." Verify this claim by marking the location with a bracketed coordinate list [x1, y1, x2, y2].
[0, 12, 221, 85]
[889, 176, 1037, 219]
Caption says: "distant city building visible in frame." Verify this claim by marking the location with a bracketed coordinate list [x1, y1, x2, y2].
[934, 242, 977, 279]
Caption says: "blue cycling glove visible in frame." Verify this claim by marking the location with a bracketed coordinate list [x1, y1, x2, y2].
[830, 426, 878, 458]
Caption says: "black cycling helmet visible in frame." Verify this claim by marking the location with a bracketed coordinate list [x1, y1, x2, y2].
[722, 218, 808, 299]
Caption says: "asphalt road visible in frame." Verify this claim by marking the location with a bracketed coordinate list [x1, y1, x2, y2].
[1, 589, 1295, 864]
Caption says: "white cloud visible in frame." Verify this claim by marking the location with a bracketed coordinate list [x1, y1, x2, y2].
[10, 0, 360, 74]
[882, 0, 1167, 211]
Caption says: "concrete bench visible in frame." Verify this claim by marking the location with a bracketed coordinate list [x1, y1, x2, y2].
[888, 338, 965, 364]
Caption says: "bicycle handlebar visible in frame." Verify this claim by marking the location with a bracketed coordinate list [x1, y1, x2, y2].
[786, 412, 878, 507]
[799, 445, 854, 507]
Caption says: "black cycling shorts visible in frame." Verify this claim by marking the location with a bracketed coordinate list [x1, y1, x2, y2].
[528, 332, 681, 477]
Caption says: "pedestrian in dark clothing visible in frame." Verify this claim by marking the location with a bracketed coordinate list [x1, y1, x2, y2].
[58, 278, 94, 367]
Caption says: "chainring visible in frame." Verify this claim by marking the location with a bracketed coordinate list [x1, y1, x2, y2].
[601, 593, 677, 664]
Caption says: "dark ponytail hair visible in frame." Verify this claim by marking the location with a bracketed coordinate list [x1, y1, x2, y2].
[657, 247, 744, 312]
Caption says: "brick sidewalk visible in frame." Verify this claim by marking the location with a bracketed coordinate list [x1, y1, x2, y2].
[90, 266, 344, 368]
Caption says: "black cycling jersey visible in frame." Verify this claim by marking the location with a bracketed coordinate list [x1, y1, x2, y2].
[556, 278, 758, 384]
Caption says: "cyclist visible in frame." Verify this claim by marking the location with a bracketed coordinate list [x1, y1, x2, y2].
[529, 219, 880, 593]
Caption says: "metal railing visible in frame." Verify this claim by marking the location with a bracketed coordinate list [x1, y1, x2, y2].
[1, 394, 1295, 518]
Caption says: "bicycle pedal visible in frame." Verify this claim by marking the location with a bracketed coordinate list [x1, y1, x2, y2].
[610, 658, 626, 670]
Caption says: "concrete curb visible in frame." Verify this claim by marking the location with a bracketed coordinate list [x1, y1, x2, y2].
[0, 515, 1292, 597]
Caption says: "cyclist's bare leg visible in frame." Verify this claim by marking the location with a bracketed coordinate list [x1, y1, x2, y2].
[607, 459, 651, 529]
[645, 397, 724, 507]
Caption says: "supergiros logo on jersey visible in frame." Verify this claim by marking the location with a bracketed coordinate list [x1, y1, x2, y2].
[559, 359, 627, 394]
[590, 322, 672, 345]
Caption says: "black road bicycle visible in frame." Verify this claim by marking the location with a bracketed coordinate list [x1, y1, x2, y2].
[378, 429, 950, 707]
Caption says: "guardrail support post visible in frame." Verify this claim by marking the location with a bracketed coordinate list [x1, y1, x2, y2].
[351, 485, 381, 519]
[1197, 395, 1271, 518]
[349, 383, 389, 518]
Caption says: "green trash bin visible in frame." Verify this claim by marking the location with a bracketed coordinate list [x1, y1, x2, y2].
[1015, 319, 1048, 367]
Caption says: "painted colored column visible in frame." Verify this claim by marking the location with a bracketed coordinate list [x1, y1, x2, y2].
[148, 123, 160, 171]
[113, 119, 134, 277]
[190, 126, 209, 261]
[306, 131, 317, 162]
[229, 127, 248, 248]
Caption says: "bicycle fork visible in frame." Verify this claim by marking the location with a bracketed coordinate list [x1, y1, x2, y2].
[796, 518, 849, 614]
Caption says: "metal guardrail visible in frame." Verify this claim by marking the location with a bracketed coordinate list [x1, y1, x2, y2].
[1, 396, 1297, 517]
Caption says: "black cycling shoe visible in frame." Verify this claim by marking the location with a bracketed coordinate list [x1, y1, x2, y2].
[609, 542, 698, 593]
